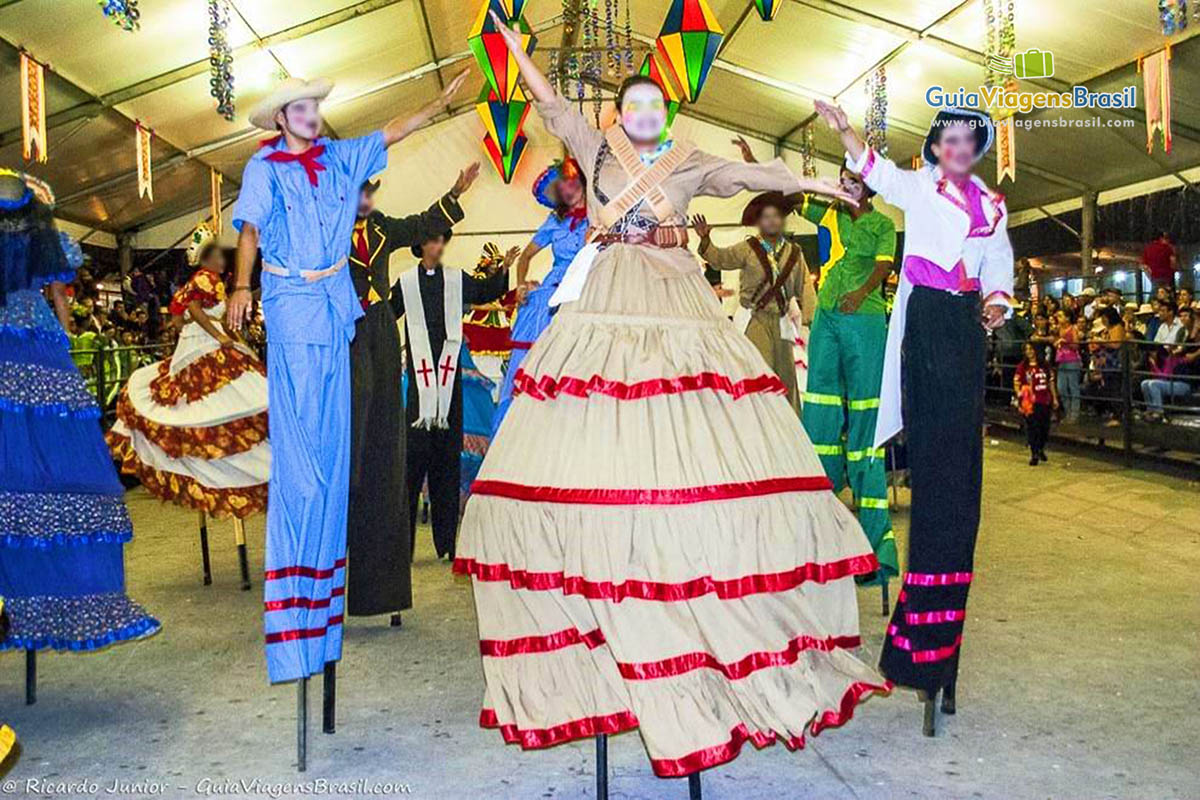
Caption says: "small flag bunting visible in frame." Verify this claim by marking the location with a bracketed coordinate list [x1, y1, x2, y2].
[19, 52, 47, 163]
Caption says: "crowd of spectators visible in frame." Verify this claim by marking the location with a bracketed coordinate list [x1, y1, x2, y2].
[989, 283, 1200, 429]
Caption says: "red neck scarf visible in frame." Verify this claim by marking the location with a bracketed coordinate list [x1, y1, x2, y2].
[564, 204, 587, 231]
[261, 136, 327, 187]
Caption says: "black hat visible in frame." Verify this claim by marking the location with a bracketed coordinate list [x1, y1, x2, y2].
[922, 107, 995, 167]
[740, 192, 798, 226]
[411, 229, 452, 258]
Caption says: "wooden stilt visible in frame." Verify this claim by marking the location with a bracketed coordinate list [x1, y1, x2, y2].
[233, 518, 251, 591]
[198, 510, 212, 586]
[595, 734, 608, 800]
[297, 678, 308, 772]
[880, 577, 890, 616]
[942, 655, 959, 715]
[922, 690, 938, 737]
[24, 649, 36, 706]
[322, 662, 336, 734]
[688, 772, 703, 800]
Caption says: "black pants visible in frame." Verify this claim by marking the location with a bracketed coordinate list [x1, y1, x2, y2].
[880, 288, 984, 694]
[1025, 404, 1051, 455]
[406, 374, 463, 560]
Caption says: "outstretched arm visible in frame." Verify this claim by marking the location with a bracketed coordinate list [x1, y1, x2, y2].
[490, 11, 555, 102]
[377, 164, 477, 244]
[383, 70, 469, 147]
[691, 215, 747, 272]
[814, 100, 921, 210]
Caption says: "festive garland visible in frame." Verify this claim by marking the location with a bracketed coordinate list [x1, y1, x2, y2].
[209, 0, 236, 121]
[1159, 0, 1189, 35]
[864, 67, 887, 157]
[98, 0, 140, 32]
[800, 126, 817, 179]
[984, 0, 1016, 89]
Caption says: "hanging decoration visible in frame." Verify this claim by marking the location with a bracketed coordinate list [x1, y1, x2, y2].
[1139, 44, 1174, 154]
[469, 0, 536, 182]
[208, 0, 236, 121]
[984, 0, 1017, 183]
[210, 168, 224, 233]
[19, 52, 47, 164]
[654, 0, 724, 103]
[99, 0, 140, 32]
[753, 0, 781, 21]
[135, 122, 153, 201]
[863, 66, 888, 156]
[910, 155, 925, 170]
[639, 52, 683, 130]
[1158, 0, 1188, 35]
[799, 125, 817, 179]
[469, 0, 537, 104]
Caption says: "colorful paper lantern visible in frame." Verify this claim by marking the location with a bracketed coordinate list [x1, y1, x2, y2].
[753, 0, 781, 21]
[483, 131, 528, 184]
[475, 84, 530, 157]
[654, 0, 724, 103]
[638, 53, 681, 129]
[468, 0, 537, 104]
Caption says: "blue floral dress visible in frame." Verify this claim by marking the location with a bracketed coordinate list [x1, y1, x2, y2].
[0, 193, 159, 651]
[491, 210, 588, 434]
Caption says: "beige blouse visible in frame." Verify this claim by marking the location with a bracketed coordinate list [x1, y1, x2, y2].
[536, 94, 804, 237]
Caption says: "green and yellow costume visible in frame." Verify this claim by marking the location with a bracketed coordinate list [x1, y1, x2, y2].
[798, 195, 898, 579]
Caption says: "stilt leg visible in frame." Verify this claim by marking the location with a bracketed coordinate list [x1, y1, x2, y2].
[922, 689, 938, 737]
[25, 649, 36, 706]
[198, 510, 212, 586]
[880, 577, 890, 616]
[297, 678, 308, 772]
[688, 773, 703, 800]
[322, 662, 336, 735]
[233, 518, 251, 591]
[941, 656, 959, 715]
[595, 734, 608, 800]
[389, 613, 402, 628]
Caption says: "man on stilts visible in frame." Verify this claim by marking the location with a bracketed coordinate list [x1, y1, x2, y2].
[795, 168, 899, 583]
[344, 166, 479, 625]
[391, 230, 510, 562]
[227, 71, 468, 685]
[692, 194, 815, 414]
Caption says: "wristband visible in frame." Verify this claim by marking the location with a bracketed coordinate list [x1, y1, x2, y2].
[234, 285, 252, 292]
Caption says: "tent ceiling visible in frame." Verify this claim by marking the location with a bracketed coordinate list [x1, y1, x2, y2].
[0, 0, 1197, 234]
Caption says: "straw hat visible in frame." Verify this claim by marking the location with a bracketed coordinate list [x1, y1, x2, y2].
[248, 77, 334, 131]
[1136, 303, 1154, 316]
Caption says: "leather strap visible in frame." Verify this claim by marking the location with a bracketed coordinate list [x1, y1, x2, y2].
[746, 238, 800, 313]
[596, 126, 695, 229]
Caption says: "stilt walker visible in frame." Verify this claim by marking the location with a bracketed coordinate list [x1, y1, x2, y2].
[816, 101, 1013, 732]
[344, 170, 475, 622]
[107, 224, 269, 591]
[226, 72, 469, 766]
[796, 172, 899, 583]
[391, 231, 510, 561]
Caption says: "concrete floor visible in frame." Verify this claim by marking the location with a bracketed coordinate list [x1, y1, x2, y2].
[1, 437, 1197, 799]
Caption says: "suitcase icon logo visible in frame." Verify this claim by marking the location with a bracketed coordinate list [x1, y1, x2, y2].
[1013, 49, 1054, 79]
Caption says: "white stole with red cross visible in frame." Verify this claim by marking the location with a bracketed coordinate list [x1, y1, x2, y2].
[399, 266, 462, 429]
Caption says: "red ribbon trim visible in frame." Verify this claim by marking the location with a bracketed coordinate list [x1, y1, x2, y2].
[887, 626, 964, 664]
[618, 633, 862, 681]
[264, 557, 347, 582]
[479, 627, 605, 657]
[807, 680, 893, 737]
[904, 609, 966, 626]
[265, 615, 344, 644]
[478, 708, 640, 749]
[469, 476, 834, 506]
[511, 369, 787, 402]
[264, 586, 345, 613]
[903, 571, 973, 587]
[452, 553, 878, 603]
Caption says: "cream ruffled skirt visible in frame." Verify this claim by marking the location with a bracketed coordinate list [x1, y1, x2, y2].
[455, 244, 889, 777]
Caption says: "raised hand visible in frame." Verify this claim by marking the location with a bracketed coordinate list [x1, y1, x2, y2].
[691, 214, 712, 240]
[489, 10, 523, 51]
[452, 162, 481, 197]
[813, 100, 849, 131]
[732, 136, 757, 164]
[797, 176, 860, 207]
[503, 246, 521, 268]
[441, 69, 469, 106]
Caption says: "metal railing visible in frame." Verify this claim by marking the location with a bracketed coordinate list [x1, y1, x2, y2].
[68, 341, 173, 422]
[985, 335, 1200, 463]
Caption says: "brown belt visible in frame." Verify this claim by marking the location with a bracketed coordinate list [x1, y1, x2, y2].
[593, 225, 690, 249]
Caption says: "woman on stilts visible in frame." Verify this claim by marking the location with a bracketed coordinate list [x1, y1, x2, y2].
[815, 100, 1014, 728]
[454, 12, 891, 782]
